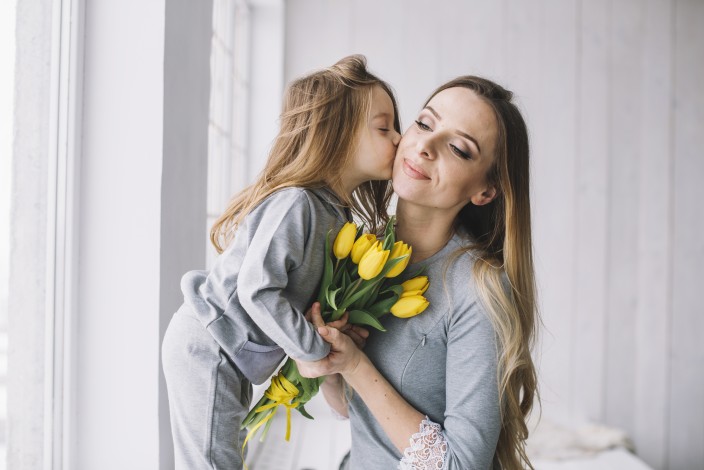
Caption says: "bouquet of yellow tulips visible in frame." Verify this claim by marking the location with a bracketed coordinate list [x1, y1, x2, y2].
[241, 216, 430, 447]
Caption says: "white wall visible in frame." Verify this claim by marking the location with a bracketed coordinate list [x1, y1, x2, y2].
[79, 0, 212, 467]
[284, 1, 704, 469]
[8, 0, 53, 467]
[10, 0, 212, 468]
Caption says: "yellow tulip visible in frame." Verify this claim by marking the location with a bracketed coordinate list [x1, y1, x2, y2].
[333, 222, 357, 259]
[401, 276, 429, 295]
[358, 241, 390, 280]
[385, 241, 412, 278]
[401, 289, 424, 298]
[390, 294, 429, 318]
[351, 233, 377, 264]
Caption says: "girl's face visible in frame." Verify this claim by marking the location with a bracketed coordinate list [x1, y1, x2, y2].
[347, 85, 401, 185]
[392, 87, 498, 212]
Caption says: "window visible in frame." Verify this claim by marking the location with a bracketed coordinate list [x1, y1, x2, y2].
[207, 0, 251, 267]
[0, 0, 18, 463]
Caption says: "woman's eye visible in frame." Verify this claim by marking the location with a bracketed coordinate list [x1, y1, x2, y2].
[378, 128, 389, 132]
[415, 120, 431, 131]
[450, 144, 471, 160]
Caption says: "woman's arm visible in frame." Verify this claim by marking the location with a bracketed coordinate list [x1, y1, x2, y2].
[296, 322, 425, 454]
[297, 301, 501, 469]
[303, 303, 368, 420]
[320, 373, 349, 418]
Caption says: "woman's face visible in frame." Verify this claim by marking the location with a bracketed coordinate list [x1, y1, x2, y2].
[392, 87, 498, 212]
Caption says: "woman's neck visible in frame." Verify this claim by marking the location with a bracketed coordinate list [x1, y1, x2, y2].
[395, 200, 457, 264]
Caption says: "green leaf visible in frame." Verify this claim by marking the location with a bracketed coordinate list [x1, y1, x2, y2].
[338, 257, 407, 310]
[326, 287, 342, 310]
[348, 309, 387, 331]
[317, 230, 335, 309]
[354, 281, 381, 310]
[296, 404, 315, 420]
[342, 265, 352, 290]
[382, 216, 396, 250]
[367, 294, 400, 317]
[259, 411, 276, 441]
[380, 285, 404, 297]
[330, 307, 346, 321]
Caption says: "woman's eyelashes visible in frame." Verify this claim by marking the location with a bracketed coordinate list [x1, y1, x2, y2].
[415, 118, 472, 160]
[450, 144, 471, 160]
[415, 119, 431, 131]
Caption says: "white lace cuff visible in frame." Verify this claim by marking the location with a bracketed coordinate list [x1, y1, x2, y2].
[399, 416, 448, 469]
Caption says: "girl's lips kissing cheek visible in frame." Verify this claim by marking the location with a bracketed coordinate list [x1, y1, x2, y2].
[402, 159, 431, 180]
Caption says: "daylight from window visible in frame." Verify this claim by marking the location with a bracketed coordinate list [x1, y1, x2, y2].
[0, 0, 17, 466]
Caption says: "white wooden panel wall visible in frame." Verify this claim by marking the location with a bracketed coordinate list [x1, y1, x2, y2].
[283, 1, 704, 468]
[670, 2, 704, 468]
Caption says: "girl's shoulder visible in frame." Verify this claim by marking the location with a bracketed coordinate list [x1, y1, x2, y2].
[246, 186, 349, 226]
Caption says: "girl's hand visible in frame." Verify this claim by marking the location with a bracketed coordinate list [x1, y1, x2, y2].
[305, 303, 369, 349]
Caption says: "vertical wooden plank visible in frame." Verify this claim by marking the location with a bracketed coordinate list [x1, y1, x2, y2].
[669, 1, 704, 468]
[633, 1, 673, 467]
[437, 0, 507, 81]
[396, 0, 442, 127]
[572, 0, 610, 426]
[524, 0, 579, 423]
[349, 0, 406, 118]
[284, 0, 353, 81]
[603, 0, 642, 435]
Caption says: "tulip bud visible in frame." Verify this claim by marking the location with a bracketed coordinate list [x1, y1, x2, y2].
[333, 222, 357, 259]
[358, 241, 390, 280]
[385, 241, 412, 278]
[390, 294, 429, 318]
[401, 276, 429, 295]
[350, 233, 377, 264]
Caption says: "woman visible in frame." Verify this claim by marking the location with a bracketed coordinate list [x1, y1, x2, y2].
[297, 76, 539, 469]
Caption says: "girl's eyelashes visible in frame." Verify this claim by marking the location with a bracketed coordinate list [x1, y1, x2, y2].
[450, 144, 471, 160]
[415, 119, 431, 131]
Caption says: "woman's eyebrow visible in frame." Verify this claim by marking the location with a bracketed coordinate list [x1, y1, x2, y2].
[425, 106, 482, 154]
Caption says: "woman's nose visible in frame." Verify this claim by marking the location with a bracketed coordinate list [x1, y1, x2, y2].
[416, 136, 435, 160]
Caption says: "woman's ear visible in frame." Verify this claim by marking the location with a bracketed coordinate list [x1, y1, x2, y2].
[470, 185, 497, 206]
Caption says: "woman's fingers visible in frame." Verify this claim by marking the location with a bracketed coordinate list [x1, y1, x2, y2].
[326, 311, 350, 331]
[349, 325, 369, 339]
[346, 330, 367, 349]
[307, 302, 325, 328]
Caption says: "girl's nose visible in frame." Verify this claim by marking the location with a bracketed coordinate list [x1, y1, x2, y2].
[392, 130, 401, 146]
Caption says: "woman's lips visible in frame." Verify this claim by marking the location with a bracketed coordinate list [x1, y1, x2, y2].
[403, 159, 431, 180]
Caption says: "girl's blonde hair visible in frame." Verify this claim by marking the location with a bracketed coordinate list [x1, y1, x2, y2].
[430, 77, 539, 469]
[211, 55, 400, 253]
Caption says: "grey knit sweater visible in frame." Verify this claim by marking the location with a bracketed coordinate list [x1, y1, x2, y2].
[347, 232, 501, 469]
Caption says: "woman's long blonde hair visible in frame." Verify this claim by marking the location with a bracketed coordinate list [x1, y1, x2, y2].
[431, 77, 539, 469]
[211, 55, 400, 253]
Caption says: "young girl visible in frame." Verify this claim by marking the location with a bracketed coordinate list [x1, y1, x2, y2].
[161, 55, 401, 469]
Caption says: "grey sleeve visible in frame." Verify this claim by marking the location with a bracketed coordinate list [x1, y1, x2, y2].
[237, 191, 330, 361]
[442, 301, 502, 469]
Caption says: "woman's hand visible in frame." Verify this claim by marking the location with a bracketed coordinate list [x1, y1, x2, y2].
[296, 306, 365, 379]
[305, 302, 369, 349]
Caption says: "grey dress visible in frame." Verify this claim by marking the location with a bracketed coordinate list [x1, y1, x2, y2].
[162, 187, 349, 469]
[347, 232, 502, 470]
